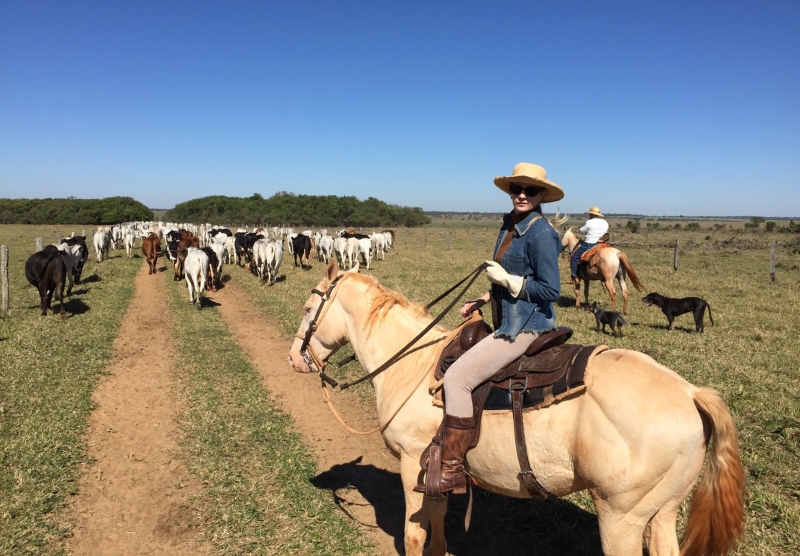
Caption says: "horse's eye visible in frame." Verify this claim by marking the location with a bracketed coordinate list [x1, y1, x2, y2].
[304, 306, 312, 314]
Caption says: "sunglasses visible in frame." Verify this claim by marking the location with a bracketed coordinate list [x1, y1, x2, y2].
[509, 183, 542, 197]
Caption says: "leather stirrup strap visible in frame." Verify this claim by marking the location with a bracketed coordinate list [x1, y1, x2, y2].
[512, 387, 551, 500]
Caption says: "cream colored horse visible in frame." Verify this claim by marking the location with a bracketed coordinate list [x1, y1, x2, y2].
[288, 261, 744, 556]
[562, 228, 643, 314]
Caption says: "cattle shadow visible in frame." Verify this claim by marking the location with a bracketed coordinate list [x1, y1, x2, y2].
[311, 458, 602, 555]
[81, 274, 102, 284]
[64, 298, 90, 316]
[201, 297, 221, 308]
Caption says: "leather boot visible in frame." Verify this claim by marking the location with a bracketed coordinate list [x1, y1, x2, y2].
[414, 414, 475, 496]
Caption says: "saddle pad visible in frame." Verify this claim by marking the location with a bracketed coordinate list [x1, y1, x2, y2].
[580, 242, 612, 263]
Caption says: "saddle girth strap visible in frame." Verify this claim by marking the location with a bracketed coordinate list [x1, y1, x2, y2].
[512, 386, 552, 500]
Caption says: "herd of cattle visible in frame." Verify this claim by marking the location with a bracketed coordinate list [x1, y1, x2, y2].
[24, 223, 396, 316]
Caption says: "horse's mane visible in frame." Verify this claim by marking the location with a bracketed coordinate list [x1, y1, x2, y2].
[344, 273, 433, 336]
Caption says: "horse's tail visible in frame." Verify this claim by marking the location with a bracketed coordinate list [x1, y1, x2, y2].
[617, 252, 643, 291]
[681, 388, 745, 556]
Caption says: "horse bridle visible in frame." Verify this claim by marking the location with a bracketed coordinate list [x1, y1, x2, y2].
[297, 262, 489, 392]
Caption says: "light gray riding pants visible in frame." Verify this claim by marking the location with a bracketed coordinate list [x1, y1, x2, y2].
[443, 331, 539, 418]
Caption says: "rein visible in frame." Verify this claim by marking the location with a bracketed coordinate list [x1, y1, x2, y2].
[298, 262, 490, 434]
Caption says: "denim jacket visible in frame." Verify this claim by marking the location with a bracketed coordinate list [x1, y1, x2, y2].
[491, 210, 562, 340]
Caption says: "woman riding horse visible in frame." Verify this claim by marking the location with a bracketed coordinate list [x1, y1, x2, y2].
[413, 162, 566, 497]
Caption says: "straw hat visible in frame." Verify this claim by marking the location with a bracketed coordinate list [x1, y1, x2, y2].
[586, 207, 604, 217]
[494, 162, 564, 203]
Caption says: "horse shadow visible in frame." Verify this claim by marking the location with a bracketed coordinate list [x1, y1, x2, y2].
[311, 458, 602, 555]
[557, 294, 580, 309]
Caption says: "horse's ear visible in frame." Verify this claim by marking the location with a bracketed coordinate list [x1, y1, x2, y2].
[325, 259, 338, 281]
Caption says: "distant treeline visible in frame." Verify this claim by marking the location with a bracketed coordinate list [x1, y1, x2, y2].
[0, 196, 154, 225]
[166, 192, 431, 227]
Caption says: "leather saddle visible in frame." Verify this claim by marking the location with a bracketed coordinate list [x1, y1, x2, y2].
[425, 319, 601, 500]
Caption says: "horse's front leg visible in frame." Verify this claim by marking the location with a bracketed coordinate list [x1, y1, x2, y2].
[400, 454, 448, 556]
[583, 280, 590, 309]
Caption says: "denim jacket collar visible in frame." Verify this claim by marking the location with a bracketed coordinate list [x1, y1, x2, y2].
[505, 209, 543, 238]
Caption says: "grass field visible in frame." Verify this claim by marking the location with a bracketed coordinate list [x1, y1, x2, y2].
[0, 224, 140, 554]
[0, 224, 370, 555]
[1, 222, 798, 554]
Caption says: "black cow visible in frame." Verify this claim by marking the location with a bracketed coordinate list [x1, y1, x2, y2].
[25, 246, 68, 317]
[292, 234, 312, 270]
[200, 246, 220, 291]
[234, 232, 264, 270]
[341, 231, 370, 240]
[209, 228, 232, 238]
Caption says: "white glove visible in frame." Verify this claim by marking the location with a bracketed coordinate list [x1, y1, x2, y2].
[484, 261, 524, 298]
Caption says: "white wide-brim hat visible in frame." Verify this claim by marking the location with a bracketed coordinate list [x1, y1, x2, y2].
[494, 162, 564, 203]
[586, 206, 604, 217]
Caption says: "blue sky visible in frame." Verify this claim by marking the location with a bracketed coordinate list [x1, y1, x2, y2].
[1, 1, 798, 217]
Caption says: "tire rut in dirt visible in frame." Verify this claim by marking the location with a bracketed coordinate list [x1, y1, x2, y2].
[67, 262, 206, 555]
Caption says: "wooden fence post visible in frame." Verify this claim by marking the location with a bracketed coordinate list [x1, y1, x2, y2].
[475, 231, 479, 253]
[56, 234, 62, 244]
[1, 245, 8, 314]
[404, 229, 407, 246]
[82, 229, 86, 237]
[673, 239, 679, 271]
[446, 230, 450, 250]
[770, 242, 776, 282]
[36, 238, 43, 252]
[424, 230, 427, 248]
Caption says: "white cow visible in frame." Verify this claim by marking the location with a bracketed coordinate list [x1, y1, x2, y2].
[252, 238, 273, 283]
[264, 240, 283, 286]
[184, 247, 209, 310]
[358, 237, 373, 270]
[316, 234, 334, 263]
[333, 237, 347, 268]
[383, 231, 394, 251]
[123, 228, 136, 258]
[370, 232, 385, 261]
[345, 237, 360, 270]
[93, 229, 110, 262]
[110, 226, 122, 250]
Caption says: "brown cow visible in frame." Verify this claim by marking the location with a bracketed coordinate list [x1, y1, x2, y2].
[174, 235, 200, 280]
[141, 233, 162, 274]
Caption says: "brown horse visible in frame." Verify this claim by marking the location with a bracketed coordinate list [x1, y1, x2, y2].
[562, 228, 643, 314]
[288, 261, 744, 556]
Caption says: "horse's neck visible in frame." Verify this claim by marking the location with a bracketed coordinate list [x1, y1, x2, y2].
[339, 290, 443, 414]
[566, 232, 580, 253]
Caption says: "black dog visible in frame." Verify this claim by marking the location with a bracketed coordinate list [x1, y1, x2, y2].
[642, 292, 714, 332]
[586, 302, 628, 336]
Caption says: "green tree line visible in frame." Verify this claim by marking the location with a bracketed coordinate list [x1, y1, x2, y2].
[166, 192, 431, 227]
[0, 196, 154, 225]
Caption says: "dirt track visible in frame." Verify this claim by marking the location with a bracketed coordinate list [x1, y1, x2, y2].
[67, 263, 206, 555]
[65, 261, 404, 555]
